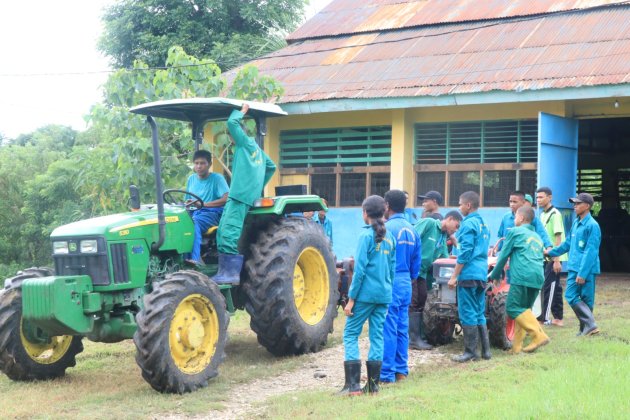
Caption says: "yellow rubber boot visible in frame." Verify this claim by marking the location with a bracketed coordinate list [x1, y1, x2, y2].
[520, 310, 550, 353]
[509, 321, 526, 354]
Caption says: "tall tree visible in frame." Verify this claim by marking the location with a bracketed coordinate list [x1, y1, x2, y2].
[98, 0, 307, 70]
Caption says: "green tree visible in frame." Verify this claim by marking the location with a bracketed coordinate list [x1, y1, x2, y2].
[98, 0, 307, 70]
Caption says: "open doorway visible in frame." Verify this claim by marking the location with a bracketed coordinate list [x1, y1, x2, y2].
[578, 117, 630, 272]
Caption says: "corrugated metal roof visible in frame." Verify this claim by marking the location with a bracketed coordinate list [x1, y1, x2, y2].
[239, 4, 630, 104]
[288, 0, 628, 41]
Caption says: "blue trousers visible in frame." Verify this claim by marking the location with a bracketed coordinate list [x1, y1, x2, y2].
[565, 271, 596, 309]
[190, 208, 223, 262]
[343, 301, 388, 361]
[457, 285, 486, 326]
[381, 276, 412, 382]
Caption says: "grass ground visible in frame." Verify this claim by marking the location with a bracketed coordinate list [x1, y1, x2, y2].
[0, 275, 628, 419]
[262, 275, 630, 419]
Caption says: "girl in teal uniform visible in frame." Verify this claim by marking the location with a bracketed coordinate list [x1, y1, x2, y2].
[340, 195, 396, 395]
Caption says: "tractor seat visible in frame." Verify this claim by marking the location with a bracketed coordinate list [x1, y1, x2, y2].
[204, 226, 218, 237]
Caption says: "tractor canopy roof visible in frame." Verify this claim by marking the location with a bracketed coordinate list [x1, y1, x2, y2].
[129, 97, 287, 123]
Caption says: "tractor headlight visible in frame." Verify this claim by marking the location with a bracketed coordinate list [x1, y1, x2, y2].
[53, 241, 69, 254]
[80, 239, 98, 253]
[438, 266, 454, 278]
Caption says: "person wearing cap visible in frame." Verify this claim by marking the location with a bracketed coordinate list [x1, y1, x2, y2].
[545, 192, 601, 336]
[410, 210, 463, 350]
[418, 190, 444, 220]
[496, 191, 553, 253]
[448, 191, 491, 362]
[314, 199, 333, 245]
[489, 206, 549, 354]
[536, 186, 567, 327]
[524, 194, 534, 207]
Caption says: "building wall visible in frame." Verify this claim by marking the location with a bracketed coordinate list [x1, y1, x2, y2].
[263, 97, 628, 259]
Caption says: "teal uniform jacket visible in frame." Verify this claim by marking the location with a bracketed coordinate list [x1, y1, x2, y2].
[497, 211, 553, 250]
[548, 213, 601, 278]
[348, 227, 396, 304]
[456, 212, 490, 281]
[414, 218, 449, 281]
[489, 224, 544, 289]
[226, 110, 276, 205]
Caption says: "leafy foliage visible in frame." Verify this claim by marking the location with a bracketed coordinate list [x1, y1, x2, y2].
[98, 0, 307, 70]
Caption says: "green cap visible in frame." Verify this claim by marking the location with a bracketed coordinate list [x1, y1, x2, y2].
[524, 194, 534, 204]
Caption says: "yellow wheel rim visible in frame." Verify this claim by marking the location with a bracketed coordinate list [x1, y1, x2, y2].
[169, 293, 219, 375]
[20, 320, 73, 365]
[293, 247, 330, 326]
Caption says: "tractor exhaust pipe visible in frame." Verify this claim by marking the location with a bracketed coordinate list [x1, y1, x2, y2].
[147, 116, 166, 252]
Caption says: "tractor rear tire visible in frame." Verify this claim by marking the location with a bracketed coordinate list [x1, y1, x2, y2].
[0, 268, 83, 381]
[487, 290, 513, 350]
[242, 217, 338, 356]
[134, 270, 229, 394]
[423, 289, 455, 346]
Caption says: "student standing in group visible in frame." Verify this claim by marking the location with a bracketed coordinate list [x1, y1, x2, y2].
[536, 187, 567, 326]
[380, 190, 421, 383]
[341, 195, 396, 396]
[496, 191, 553, 252]
[448, 191, 491, 362]
[545, 193, 601, 336]
[409, 211, 462, 350]
[489, 207, 550, 353]
[418, 190, 444, 220]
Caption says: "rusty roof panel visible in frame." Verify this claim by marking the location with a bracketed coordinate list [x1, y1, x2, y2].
[288, 0, 628, 41]
[235, 4, 630, 104]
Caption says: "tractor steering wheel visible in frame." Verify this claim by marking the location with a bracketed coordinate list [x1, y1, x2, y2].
[163, 189, 204, 210]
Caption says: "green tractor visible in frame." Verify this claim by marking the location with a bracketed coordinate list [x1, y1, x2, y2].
[0, 98, 338, 394]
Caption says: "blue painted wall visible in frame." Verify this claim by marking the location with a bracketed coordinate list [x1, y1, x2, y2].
[327, 207, 511, 260]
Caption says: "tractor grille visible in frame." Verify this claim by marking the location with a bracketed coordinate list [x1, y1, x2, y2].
[53, 237, 110, 285]
[110, 243, 129, 284]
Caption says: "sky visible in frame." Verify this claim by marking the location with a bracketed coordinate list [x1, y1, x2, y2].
[0, 0, 332, 139]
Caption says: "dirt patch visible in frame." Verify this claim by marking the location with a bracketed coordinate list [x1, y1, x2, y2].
[178, 339, 450, 419]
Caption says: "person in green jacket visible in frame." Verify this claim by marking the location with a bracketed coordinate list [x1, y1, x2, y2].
[409, 210, 462, 350]
[213, 103, 277, 284]
[489, 206, 550, 354]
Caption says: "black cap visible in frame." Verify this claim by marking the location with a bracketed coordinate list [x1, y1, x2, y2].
[569, 192, 595, 206]
[417, 190, 443, 206]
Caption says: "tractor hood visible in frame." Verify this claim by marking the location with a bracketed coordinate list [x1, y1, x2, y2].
[50, 207, 187, 238]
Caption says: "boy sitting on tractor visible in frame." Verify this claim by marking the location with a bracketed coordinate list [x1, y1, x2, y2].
[185, 149, 229, 265]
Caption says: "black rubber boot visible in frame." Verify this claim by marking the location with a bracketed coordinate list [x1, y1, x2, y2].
[571, 302, 600, 336]
[362, 360, 382, 394]
[577, 320, 585, 336]
[338, 360, 362, 396]
[451, 326, 480, 363]
[409, 312, 433, 350]
[211, 254, 244, 285]
[478, 324, 492, 360]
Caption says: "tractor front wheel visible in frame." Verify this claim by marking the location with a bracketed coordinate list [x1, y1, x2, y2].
[134, 270, 229, 394]
[423, 289, 455, 346]
[0, 268, 83, 381]
[487, 290, 514, 349]
[242, 217, 338, 356]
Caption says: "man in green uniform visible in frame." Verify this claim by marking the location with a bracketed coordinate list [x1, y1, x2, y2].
[489, 206, 550, 353]
[213, 103, 277, 284]
[409, 210, 462, 350]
